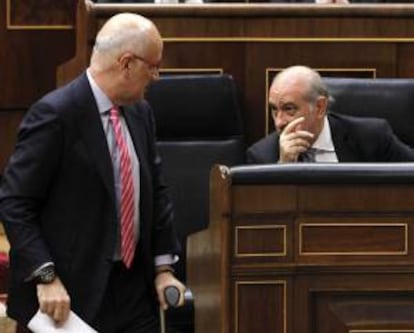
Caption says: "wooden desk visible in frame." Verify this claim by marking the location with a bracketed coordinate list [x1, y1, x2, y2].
[187, 164, 414, 332]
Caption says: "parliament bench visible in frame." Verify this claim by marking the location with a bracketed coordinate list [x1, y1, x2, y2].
[187, 163, 414, 332]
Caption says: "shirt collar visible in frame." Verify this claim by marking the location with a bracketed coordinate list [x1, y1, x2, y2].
[86, 68, 113, 115]
[312, 116, 335, 152]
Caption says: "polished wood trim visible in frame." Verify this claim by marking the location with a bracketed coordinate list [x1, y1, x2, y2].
[90, 3, 414, 18]
[299, 222, 408, 256]
[235, 225, 287, 257]
[187, 165, 232, 333]
[6, 0, 74, 30]
[234, 280, 287, 333]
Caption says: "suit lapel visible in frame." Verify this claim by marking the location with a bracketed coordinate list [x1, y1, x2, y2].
[122, 104, 152, 230]
[73, 74, 115, 201]
[329, 114, 358, 162]
[123, 105, 147, 171]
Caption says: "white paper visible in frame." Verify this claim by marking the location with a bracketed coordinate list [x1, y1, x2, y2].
[28, 310, 97, 333]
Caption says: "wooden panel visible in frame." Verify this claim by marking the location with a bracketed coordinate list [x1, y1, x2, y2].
[232, 185, 296, 215]
[315, 292, 414, 333]
[234, 280, 286, 333]
[0, 0, 76, 173]
[189, 169, 414, 333]
[7, 0, 75, 29]
[232, 217, 294, 265]
[300, 185, 414, 213]
[235, 225, 286, 257]
[299, 221, 407, 255]
[294, 274, 414, 333]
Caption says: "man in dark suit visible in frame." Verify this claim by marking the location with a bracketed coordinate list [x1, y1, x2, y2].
[270, 0, 408, 3]
[247, 65, 414, 164]
[0, 13, 185, 332]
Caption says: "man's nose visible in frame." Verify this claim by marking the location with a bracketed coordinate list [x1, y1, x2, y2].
[275, 112, 288, 131]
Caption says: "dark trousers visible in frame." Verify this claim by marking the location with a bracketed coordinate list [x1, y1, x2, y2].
[92, 261, 160, 333]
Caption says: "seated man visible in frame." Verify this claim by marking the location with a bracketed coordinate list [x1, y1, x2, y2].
[247, 65, 414, 164]
[270, 0, 349, 3]
[270, 0, 409, 3]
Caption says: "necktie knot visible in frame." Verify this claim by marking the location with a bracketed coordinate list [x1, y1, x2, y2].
[299, 148, 317, 162]
[109, 106, 120, 121]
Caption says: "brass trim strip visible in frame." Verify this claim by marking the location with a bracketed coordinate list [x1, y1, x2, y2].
[264, 68, 377, 135]
[6, 0, 74, 30]
[299, 222, 408, 256]
[235, 280, 287, 333]
[235, 225, 287, 257]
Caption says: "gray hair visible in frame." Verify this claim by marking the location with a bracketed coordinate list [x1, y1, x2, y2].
[93, 28, 146, 57]
[273, 65, 332, 105]
[90, 13, 154, 69]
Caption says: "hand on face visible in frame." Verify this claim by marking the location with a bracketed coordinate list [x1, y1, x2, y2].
[278, 117, 314, 163]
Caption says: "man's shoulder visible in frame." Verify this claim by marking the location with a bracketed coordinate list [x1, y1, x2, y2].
[328, 112, 388, 129]
[249, 131, 278, 149]
[39, 73, 88, 105]
[246, 131, 279, 164]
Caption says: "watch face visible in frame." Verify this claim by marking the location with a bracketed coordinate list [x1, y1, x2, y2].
[37, 267, 56, 284]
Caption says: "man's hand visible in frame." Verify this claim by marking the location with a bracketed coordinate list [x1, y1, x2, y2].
[36, 277, 71, 326]
[155, 268, 186, 311]
[279, 117, 314, 163]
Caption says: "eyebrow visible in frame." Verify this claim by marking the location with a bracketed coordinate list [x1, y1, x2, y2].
[269, 102, 298, 110]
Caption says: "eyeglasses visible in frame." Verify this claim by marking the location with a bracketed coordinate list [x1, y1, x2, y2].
[131, 53, 161, 73]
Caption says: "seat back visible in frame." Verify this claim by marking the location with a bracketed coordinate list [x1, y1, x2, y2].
[145, 74, 244, 332]
[324, 78, 414, 147]
[146, 74, 244, 240]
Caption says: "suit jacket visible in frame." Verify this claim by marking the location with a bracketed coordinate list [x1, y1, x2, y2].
[0, 73, 180, 325]
[246, 112, 414, 163]
[269, 0, 409, 2]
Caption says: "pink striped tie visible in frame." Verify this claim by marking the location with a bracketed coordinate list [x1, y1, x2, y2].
[109, 107, 135, 268]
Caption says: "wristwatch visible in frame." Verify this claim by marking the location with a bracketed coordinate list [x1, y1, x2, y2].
[34, 265, 56, 284]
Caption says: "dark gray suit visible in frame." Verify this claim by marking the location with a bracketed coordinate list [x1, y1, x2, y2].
[247, 113, 414, 163]
[0, 72, 180, 327]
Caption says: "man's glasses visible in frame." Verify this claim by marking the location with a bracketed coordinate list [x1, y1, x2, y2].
[131, 53, 161, 73]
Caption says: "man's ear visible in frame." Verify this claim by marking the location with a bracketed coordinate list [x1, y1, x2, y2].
[118, 53, 133, 74]
[315, 96, 328, 118]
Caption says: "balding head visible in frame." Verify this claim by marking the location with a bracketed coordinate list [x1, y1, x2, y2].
[89, 13, 163, 105]
[91, 13, 162, 70]
[272, 65, 329, 103]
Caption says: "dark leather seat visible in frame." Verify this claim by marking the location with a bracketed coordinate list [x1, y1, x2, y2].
[324, 77, 414, 147]
[145, 74, 245, 332]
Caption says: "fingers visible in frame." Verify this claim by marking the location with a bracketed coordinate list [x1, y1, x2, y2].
[279, 128, 314, 163]
[282, 117, 305, 134]
[52, 297, 71, 325]
[37, 278, 71, 326]
[155, 272, 186, 310]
